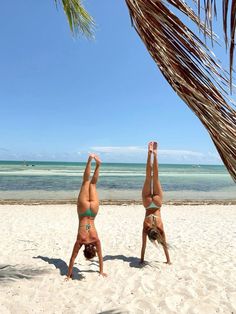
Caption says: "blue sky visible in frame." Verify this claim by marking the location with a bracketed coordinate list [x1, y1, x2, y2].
[0, 1, 233, 164]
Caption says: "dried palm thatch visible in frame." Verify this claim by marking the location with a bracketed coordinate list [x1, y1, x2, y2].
[125, 0, 236, 181]
[58, 1, 236, 181]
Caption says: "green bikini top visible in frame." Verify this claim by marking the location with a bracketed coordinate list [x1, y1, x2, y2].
[79, 208, 97, 218]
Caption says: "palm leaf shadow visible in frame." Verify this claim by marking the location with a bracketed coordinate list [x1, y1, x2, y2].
[0, 264, 49, 283]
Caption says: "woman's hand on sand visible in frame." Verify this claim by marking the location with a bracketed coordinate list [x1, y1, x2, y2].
[139, 259, 148, 266]
[64, 275, 73, 281]
[99, 272, 108, 277]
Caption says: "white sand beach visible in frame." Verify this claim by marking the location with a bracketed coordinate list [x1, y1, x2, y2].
[0, 204, 236, 314]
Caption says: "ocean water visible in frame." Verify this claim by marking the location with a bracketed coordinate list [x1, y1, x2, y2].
[0, 161, 235, 201]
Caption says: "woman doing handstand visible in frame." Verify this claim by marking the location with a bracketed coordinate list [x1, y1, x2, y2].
[141, 142, 171, 264]
[66, 154, 107, 280]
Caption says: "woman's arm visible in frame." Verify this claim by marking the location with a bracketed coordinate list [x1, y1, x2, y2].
[66, 241, 81, 280]
[156, 220, 171, 265]
[95, 239, 107, 277]
[161, 230, 171, 264]
[140, 230, 147, 263]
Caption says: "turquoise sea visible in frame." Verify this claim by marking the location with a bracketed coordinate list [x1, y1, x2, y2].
[0, 161, 235, 201]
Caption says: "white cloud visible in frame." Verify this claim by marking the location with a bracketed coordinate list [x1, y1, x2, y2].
[91, 146, 146, 154]
[159, 149, 204, 158]
[89, 146, 221, 164]
[0, 146, 221, 164]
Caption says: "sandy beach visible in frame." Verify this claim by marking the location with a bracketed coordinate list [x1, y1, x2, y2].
[0, 204, 236, 314]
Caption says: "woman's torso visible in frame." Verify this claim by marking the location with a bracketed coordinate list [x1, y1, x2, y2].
[77, 203, 99, 244]
[143, 197, 162, 231]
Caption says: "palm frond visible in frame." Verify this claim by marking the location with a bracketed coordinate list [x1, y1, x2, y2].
[177, 1, 236, 88]
[126, 0, 236, 181]
[194, 1, 236, 87]
[55, 0, 94, 37]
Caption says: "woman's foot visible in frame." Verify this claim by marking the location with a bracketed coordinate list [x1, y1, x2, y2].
[153, 142, 158, 155]
[94, 155, 101, 166]
[148, 142, 153, 153]
[88, 153, 95, 162]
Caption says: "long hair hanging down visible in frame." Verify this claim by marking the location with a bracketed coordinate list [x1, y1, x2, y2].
[125, 0, 236, 181]
[147, 228, 168, 249]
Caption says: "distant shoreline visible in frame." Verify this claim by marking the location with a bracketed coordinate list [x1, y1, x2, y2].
[0, 160, 224, 166]
[0, 199, 235, 206]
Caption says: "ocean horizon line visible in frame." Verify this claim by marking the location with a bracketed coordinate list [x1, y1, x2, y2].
[0, 159, 224, 167]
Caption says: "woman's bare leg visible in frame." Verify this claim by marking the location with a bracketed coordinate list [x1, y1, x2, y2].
[152, 144, 163, 202]
[90, 155, 101, 185]
[89, 155, 101, 212]
[77, 155, 93, 209]
[142, 142, 153, 207]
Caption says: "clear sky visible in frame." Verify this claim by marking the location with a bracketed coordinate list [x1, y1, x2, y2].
[0, 1, 233, 164]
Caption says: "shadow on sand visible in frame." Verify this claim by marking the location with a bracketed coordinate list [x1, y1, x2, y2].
[0, 264, 49, 283]
[103, 255, 149, 268]
[33, 256, 99, 280]
[98, 310, 129, 314]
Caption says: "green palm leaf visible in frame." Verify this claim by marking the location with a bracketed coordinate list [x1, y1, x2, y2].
[55, 0, 94, 37]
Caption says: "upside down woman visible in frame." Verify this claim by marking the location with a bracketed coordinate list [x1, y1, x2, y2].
[66, 154, 107, 280]
[140, 142, 171, 264]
